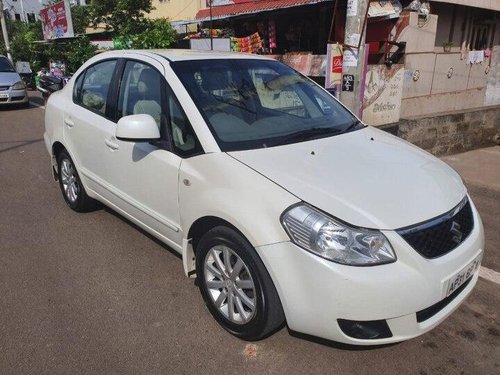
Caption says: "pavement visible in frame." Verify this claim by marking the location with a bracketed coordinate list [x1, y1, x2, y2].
[0, 92, 499, 375]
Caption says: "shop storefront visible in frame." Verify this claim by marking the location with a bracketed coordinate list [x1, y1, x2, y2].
[190, 1, 500, 125]
[191, 0, 335, 80]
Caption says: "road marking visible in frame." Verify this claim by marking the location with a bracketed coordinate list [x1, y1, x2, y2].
[479, 266, 500, 285]
[479, 149, 500, 156]
[30, 101, 45, 109]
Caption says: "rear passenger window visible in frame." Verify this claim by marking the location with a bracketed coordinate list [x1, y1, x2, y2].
[76, 60, 117, 115]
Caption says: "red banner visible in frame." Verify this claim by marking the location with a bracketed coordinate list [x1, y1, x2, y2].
[40, 1, 74, 40]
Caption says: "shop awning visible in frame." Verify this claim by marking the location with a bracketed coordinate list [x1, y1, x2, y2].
[194, 0, 333, 22]
[430, 0, 500, 12]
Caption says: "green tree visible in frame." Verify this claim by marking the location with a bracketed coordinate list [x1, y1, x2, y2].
[129, 18, 177, 49]
[71, 5, 92, 35]
[90, 0, 153, 35]
[0, 20, 44, 70]
[66, 36, 98, 72]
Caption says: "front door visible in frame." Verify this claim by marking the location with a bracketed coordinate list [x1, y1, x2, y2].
[103, 58, 183, 250]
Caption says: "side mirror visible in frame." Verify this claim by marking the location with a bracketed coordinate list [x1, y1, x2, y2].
[116, 114, 160, 142]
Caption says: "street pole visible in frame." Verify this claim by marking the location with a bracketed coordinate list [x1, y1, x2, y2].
[20, 0, 25, 23]
[0, 0, 13, 63]
[209, 0, 213, 50]
[339, 0, 369, 117]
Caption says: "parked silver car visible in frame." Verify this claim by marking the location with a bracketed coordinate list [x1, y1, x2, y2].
[0, 55, 29, 107]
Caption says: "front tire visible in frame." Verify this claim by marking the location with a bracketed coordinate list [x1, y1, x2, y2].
[196, 226, 285, 340]
[57, 149, 99, 212]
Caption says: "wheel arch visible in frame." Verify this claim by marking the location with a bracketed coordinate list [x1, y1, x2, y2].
[188, 216, 248, 253]
[182, 215, 254, 277]
[50, 141, 66, 180]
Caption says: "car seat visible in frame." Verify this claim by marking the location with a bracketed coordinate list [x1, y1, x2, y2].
[133, 68, 162, 127]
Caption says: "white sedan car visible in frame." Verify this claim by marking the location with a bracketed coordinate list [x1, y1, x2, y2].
[44, 50, 484, 345]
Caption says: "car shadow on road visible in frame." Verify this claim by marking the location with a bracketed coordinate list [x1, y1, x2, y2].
[29, 95, 45, 107]
[102, 205, 183, 262]
[287, 329, 400, 351]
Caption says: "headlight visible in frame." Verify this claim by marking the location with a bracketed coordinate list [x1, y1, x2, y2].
[281, 204, 396, 266]
[12, 81, 26, 90]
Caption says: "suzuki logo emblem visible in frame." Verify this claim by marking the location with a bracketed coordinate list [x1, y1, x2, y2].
[450, 221, 463, 244]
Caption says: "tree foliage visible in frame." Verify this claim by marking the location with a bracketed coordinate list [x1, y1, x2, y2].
[130, 18, 177, 49]
[0, 0, 177, 73]
[46, 36, 97, 72]
[71, 5, 92, 35]
[90, 0, 154, 35]
[0, 20, 44, 70]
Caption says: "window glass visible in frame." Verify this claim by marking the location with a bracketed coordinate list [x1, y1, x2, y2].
[79, 60, 116, 114]
[167, 92, 200, 156]
[118, 60, 202, 157]
[0, 57, 15, 72]
[117, 61, 162, 127]
[253, 70, 306, 118]
[73, 72, 85, 102]
[171, 59, 359, 152]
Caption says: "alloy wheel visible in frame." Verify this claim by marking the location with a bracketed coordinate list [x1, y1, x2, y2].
[204, 245, 256, 324]
[60, 158, 79, 203]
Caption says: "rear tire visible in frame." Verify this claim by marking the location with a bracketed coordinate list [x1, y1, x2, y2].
[196, 226, 285, 340]
[57, 149, 100, 212]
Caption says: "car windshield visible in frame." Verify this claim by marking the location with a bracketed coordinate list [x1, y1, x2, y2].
[0, 57, 15, 73]
[171, 59, 362, 151]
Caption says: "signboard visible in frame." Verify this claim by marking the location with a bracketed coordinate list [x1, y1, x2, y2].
[325, 43, 342, 90]
[40, 1, 74, 40]
[362, 64, 404, 125]
[282, 54, 312, 76]
[15, 61, 32, 74]
[342, 74, 354, 91]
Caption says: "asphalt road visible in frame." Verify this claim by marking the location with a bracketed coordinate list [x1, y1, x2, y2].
[1, 93, 499, 375]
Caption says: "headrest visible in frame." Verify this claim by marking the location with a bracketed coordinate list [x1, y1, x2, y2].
[137, 68, 159, 95]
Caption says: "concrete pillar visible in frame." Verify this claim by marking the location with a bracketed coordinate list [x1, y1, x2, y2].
[339, 0, 369, 116]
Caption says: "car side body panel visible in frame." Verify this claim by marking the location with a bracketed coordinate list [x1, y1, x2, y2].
[179, 152, 299, 249]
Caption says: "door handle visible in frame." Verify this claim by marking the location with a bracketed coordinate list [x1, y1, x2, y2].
[105, 138, 119, 150]
[64, 117, 75, 127]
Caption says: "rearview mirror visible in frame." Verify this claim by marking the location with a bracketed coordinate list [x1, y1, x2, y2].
[116, 114, 160, 142]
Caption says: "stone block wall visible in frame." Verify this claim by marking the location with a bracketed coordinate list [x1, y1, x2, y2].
[380, 106, 500, 156]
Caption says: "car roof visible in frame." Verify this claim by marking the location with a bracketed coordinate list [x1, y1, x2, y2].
[112, 49, 275, 62]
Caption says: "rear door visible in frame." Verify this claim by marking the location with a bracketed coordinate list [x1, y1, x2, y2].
[64, 59, 119, 199]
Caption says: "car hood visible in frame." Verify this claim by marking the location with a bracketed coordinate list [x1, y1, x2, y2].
[0, 71, 22, 86]
[228, 126, 466, 230]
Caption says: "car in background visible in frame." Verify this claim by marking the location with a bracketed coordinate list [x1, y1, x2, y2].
[0, 55, 29, 107]
[43, 50, 484, 345]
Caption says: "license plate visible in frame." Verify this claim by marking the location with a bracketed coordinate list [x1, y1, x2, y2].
[445, 253, 482, 297]
[0, 93, 8, 99]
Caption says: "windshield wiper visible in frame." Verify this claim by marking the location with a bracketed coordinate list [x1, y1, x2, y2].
[267, 127, 341, 147]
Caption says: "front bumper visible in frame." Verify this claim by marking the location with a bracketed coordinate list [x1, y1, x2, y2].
[256, 199, 484, 345]
[0, 88, 29, 105]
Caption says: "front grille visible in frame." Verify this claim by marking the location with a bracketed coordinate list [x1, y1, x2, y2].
[0, 86, 9, 91]
[397, 197, 473, 258]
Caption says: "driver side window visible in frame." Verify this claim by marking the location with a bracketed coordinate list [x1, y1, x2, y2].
[117, 60, 202, 157]
[117, 61, 162, 128]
